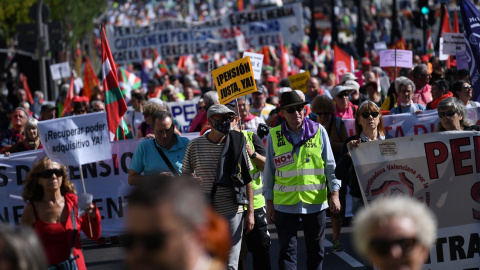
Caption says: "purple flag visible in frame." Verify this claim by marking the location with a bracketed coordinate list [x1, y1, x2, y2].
[461, 0, 480, 101]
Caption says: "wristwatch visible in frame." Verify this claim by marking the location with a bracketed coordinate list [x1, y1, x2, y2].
[250, 152, 257, 159]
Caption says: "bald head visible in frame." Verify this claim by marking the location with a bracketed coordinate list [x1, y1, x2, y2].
[306, 77, 320, 99]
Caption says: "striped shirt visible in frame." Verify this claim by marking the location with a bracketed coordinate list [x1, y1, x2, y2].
[182, 135, 244, 217]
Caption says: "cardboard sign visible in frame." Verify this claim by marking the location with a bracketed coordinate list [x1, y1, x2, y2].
[288, 70, 311, 93]
[50, 62, 71, 80]
[37, 112, 112, 166]
[456, 51, 469, 70]
[442, 33, 466, 55]
[379, 49, 413, 68]
[242, 52, 264, 80]
[212, 56, 257, 104]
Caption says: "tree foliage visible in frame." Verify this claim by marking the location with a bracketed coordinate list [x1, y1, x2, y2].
[0, 0, 106, 48]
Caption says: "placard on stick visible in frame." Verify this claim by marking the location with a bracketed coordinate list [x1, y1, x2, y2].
[212, 56, 257, 104]
[379, 49, 413, 68]
[288, 70, 311, 93]
[50, 62, 71, 80]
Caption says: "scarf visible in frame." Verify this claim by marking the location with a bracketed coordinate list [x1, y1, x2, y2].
[334, 101, 355, 119]
[281, 117, 319, 154]
[429, 92, 453, 110]
[25, 136, 41, 150]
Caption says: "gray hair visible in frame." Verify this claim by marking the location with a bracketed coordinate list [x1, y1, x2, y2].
[395, 76, 416, 93]
[128, 175, 208, 230]
[14, 107, 28, 118]
[412, 64, 429, 78]
[91, 100, 105, 108]
[235, 98, 250, 106]
[151, 110, 174, 130]
[25, 118, 38, 131]
[0, 224, 47, 270]
[436, 97, 475, 131]
[353, 196, 437, 257]
[203, 91, 219, 107]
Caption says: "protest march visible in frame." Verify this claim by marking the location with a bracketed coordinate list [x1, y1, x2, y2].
[1, 0, 480, 269]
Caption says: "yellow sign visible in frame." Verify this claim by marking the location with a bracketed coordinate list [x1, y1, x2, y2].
[288, 70, 311, 93]
[212, 56, 257, 104]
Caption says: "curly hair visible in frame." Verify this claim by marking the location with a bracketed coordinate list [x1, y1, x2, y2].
[142, 101, 167, 118]
[22, 156, 75, 202]
[354, 101, 385, 137]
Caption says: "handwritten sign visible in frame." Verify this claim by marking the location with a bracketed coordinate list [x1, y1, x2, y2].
[442, 33, 466, 55]
[288, 70, 311, 93]
[212, 56, 257, 104]
[50, 62, 71, 80]
[37, 112, 111, 166]
[379, 49, 413, 68]
[242, 52, 264, 80]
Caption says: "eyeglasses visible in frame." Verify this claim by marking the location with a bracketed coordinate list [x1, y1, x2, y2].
[369, 237, 418, 256]
[284, 106, 304, 114]
[337, 91, 350, 98]
[38, 169, 63, 178]
[361, 111, 380, 119]
[438, 110, 457, 118]
[124, 232, 167, 251]
[463, 84, 472, 90]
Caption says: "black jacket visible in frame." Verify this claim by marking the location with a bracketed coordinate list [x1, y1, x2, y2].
[213, 130, 253, 205]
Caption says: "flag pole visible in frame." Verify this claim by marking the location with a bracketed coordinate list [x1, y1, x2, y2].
[395, 48, 397, 80]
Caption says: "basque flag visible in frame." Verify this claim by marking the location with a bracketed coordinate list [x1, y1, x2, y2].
[460, 0, 480, 101]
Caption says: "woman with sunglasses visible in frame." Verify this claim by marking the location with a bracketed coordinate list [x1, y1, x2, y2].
[21, 156, 101, 270]
[336, 101, 392, 215]
[435, 97, 480, 131]
[451, 80, 480, 108]
[389, 77, 426, 115]
[332, 85, 358, 120]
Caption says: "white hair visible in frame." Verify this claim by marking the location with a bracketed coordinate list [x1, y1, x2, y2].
[294, 90, 305, 101]
[353, 196, 437, 257]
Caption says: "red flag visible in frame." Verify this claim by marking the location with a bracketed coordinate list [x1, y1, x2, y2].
[262, 46, 271, 66]
[453, 9, 460, 33]
[102, 26, 129, 141]
[19, 73, 34, 105]
[61, 76, 75, 117]
[441, 6, 452, 68]
[279, 34, 289, 79]
[83, 56, 100, 101]
[333, 44, 356, 84]
[238, 0, 244, 12]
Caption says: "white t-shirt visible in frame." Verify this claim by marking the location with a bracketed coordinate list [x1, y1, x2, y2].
[125, 110, 144, 137]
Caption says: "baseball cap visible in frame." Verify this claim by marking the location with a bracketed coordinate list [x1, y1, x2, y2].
[344, 80, 360, 92]
[332, 85, 350, 97]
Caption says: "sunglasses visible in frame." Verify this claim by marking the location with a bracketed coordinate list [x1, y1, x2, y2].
[438, 110, 457, 118]
[361, 112, 380, 119]
[370, 237, 418, 256]
[337, 91, 350, 98]
[198, 106, 206, 110]
[284, 106, 304, 114]
[124, 232, 167, 251]
[38, 169, 63, 178]
[463, 85, 472, 90]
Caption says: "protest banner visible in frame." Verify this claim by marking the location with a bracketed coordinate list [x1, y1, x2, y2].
[288, 70, 310, 93]
[379, 49, 413, 68]
[37, 112, 112, 166]
[49, 62, 71, 80]
[212, 56, 256, 104]
[166, 97, 200, 133]
[442, 33, 466, 55]
[242, 51, 264, 80]
[342, 108, 480, 138]
[457, 51, 469, 70]
[105, 3, 303, 63]
[350, 132, 480, 269]
[0, 138, 142, 235]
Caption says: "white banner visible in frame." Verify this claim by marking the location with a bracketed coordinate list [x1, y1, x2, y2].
[350, 132, 480, 269]
[106, 3, 304, 63]
[167, 97, 200, 133]
[37, 112, 111, 166]
[343, 108, 480, 138]
[0, 139, 142, 236]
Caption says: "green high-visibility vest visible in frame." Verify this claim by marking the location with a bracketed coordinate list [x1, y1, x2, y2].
[269, 125, 327, 205]
[242, 130, 265, 209]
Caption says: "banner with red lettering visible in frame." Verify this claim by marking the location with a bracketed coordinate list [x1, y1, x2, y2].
[350, 132, 480, 269]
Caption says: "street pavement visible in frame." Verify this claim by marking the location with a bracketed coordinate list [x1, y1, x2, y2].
[83, 219, 370, 270]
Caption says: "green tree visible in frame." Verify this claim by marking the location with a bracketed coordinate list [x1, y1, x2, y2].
[0, 0, 36, 39]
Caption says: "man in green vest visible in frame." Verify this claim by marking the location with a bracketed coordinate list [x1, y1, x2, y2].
[228, 104, 271, 270]
[264, 90, 341, 270]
